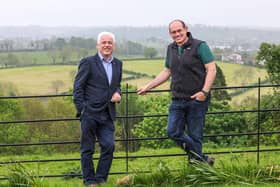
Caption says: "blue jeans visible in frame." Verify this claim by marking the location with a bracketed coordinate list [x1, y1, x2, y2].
[167, 99, 209, 161]
[80, 111, 115, 185]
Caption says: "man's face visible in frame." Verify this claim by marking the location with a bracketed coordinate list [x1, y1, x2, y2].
[97, 35, 115, 58]
[169, 21, 188, 46]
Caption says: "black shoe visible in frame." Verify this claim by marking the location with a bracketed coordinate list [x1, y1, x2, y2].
[207, 156, 215, 166]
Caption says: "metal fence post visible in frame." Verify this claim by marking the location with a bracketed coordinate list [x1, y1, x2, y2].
[125, 83, 129, 173]
[257, 78, 261, 164]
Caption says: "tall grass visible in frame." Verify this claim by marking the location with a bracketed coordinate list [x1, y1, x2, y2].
[7, 163, 49, 187]
[116, 157, 280, 187]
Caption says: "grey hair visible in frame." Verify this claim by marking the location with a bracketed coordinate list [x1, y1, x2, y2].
[97, 31, 115, 44]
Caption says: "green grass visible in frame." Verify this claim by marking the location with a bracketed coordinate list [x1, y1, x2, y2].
[0, 147, 280, 187]
[123, 59, 164, 76]
[215, 62, 267, 86]
[0, 65, 77, 95]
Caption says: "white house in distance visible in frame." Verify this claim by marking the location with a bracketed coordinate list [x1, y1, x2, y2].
[222, 53, 244, 64]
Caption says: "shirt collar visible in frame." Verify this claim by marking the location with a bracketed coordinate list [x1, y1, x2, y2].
[98, 52, 114, 63]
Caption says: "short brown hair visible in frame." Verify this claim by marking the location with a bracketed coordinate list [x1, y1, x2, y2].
[168, 19, 187, 32]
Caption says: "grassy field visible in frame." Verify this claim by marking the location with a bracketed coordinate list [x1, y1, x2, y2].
[0, 51, 54, 65]
[0, 146, 279, 187]
[0, 59, 270, 107]
[0, 60, 268, 94]
[0, 65, 76, 95]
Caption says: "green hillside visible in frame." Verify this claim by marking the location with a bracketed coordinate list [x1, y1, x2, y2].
[0, 61, 268, 101]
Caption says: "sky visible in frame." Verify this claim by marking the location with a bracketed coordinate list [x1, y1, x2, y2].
[1, 0, 280, 28]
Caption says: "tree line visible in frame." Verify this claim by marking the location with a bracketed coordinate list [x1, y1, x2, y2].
[0, 37, 160, 68]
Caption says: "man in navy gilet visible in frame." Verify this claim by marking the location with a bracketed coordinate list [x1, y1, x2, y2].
[137, 19, 216, 165]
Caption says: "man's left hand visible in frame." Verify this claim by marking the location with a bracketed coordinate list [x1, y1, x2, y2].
[190, 91, 207, 101]
[111, 92, 122, 103]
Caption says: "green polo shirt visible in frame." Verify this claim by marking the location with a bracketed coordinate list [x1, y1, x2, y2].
[165, 42, 214, 68]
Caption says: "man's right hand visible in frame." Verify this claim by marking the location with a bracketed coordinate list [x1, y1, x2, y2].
[137, 68, 171, 95]
[137, 85, 149, 95]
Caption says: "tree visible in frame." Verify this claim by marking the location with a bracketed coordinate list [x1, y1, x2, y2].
[116, 40, 144, 56]
[20, 97, 78, 154]
[47, 50, 60, 64]
[132, 94, 173, 149]
[69, 37, 96, 49]
[240, 51, 257, 66]
[54, 38, 66, 49]
[0, 99, 27, 154]
[212, 65, 231, 102]
[256, 43, 280, 85]
[115, 84, 144, 152]
[252, 43, 280, 146]
[77, 48, 89, 59]
[50, 80, 65, 94]
[0, 82, 26, 153]
[144, 47, 158, 58]
[2, 39, 14, 51]
[212, 48, 223, 61]
[20, 98, 51, 154]
[6, 53, 20, 67]
[0, 55, 7, 68]
[59, 46, 75, 63]
[258, 94, 280, 145]
[240, 94, 280, 146]
[45, 98, 78, 152]
[205, 99, 248, 147]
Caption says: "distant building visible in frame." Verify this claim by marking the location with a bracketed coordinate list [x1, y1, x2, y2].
[222, 53, 244, 64]
[211, 45, 231, 50]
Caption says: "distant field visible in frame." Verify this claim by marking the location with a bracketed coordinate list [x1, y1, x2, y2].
[0, 60, 269, 104]
[123, 60, 268, 86]
[0, 51, 149, 66]
[124, 59, 164, 75]
[123, 60, 270, 99]
[216, 62, 268, 86]
[0, 51, 54, 65]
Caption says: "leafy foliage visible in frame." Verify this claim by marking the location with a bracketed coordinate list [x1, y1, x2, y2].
[144, 47, 158, 58]
[205, 99, 248, 147]
[0, 98, 27, 154]
[211, 64, 231, 102]
[132, 95, 174, 149]
[257, 43, 280, 85]
[240, 94, 280, 146]
[115, 84, 145, 152]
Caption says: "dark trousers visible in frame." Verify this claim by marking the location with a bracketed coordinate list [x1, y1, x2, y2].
[167, 99, 209, 161]
[80, 112, 115, 185]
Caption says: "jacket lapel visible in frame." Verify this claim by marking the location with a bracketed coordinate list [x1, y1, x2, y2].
[94, 54, 110, 86]
[111, 59, 118, 86]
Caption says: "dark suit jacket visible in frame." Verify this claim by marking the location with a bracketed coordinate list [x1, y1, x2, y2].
[73, 53, 122, 121]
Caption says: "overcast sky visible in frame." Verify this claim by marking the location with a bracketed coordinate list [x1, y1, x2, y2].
[1, 0, 279, 28]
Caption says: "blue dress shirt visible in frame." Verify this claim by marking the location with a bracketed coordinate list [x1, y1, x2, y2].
[98, 52, 113, 85]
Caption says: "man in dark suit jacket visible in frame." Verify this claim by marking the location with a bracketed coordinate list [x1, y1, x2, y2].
[73, 31, 122, 187]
